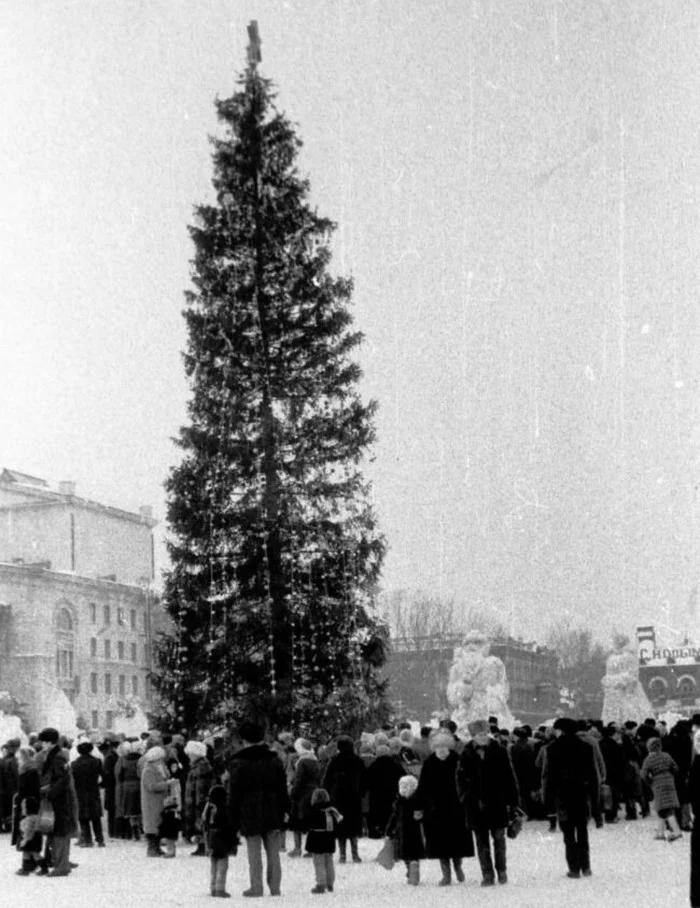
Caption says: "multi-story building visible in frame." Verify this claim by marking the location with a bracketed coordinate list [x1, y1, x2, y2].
[0, 468, 159, 734]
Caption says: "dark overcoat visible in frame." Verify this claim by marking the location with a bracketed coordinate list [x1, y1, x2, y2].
[688, 758, 700, 907]
[184, 757, 214, 835]
[322, 750, 366, 839]
[71, 753, 104, 820]
[456, 739, 520, 830]
[117, 752, 141, 817]
[598, 736, 626, 797]
[101, 748, 118, 814]
[541, 732, 598, 824]
[366, 754, 403, 837]
[227, 744, 290, 837]
[11, 766, 41, 846]
[305, 804, 341, 855]
[289, 753, 322, 832]
[415, 751, 474, 859]
[0, 752, 19, 822]
[39, 745, 77, 837]
[384, 793, 426, 861]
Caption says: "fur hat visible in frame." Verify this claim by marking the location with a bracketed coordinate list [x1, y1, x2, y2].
[646, 736, 662, 752]
[143, 745, 166, 763]
[398, 774, 419, 797]
[467, 719, 490, 738]
[398, 729, 414, 747]
[375, 744, 390, 757]
[77, 740, 94, 756]
[373, 732, 390, 749]
[294, 738, 314, 755]
[429, 729, 455, 751]
[37, 727, 59, 744]
[184, 740, 208, 760]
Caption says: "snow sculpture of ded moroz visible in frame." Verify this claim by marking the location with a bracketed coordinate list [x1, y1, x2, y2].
[601, 634, 652, 725]
[447, 630, 515, 733]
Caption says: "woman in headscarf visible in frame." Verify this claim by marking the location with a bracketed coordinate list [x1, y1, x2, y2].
[140, 746, 175, 857]
[322, 736, 366, 863]
[287, 738, 321, 857]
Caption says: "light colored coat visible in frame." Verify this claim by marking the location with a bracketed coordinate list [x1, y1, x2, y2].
[140, 759, 171, 835]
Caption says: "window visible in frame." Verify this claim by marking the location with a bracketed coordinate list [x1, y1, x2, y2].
[132, 675, 139, 695]
[130, 642, 137, 663]
[104, 673, 112, 695]
[56, 608, 73, 631]
[118, 607, 126, 626]
[90, 602, 96, 623]
[56, 648, 74, 678]
[105, 710, 114, 729]
[679, 676, 696, 698]
[119, 674, 126, 695]
[118, 641, 125, 660]
[130, 609, 136, 630]
[104, 604, 111, 625]
[90, 637, 97, 657]
[91, 710, 98, 729]
[104, 639, 111, 659]
[90, 673, 97, 694]
[55, 606, 75, 681]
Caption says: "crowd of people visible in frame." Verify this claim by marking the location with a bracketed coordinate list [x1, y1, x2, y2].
[1, 713, 700, 902]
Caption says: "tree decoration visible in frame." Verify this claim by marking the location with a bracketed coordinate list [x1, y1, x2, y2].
[151, 24, 388, 733]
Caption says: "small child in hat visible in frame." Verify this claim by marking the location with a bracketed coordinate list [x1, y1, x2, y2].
[16, 797, 45, 876]
[158, 794, 181, 857]
[201, 782, 239, 898]
[305, 788, 343, 894]
[384, 775, 426, 885]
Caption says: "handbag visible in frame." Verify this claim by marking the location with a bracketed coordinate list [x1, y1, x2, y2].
[375, 837, 395, 870]
[506, 806, 525, 840]
[37, 797, 55, 835]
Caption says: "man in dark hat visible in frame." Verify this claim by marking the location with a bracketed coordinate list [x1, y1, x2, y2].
[37, 727, 77, 876]
[541, 717, 599, 879]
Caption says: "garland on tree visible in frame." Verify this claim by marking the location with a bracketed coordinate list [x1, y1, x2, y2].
[152, 44, 389, 735]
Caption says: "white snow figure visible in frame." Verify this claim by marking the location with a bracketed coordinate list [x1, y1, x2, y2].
[32, 678, 79, 740]
[0, 711, 27, 746]
[601, 635, 652, 725]
[114, 704, 149, 739]
[447, 630, 515, 734]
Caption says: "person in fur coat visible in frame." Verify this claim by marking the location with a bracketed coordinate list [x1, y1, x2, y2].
[384, 775, 426, 886]
[184, 740, 214, 856]
[640, 736, 682, 841]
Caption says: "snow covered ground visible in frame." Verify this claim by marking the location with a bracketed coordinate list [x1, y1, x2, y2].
[0, 816, 690, 908]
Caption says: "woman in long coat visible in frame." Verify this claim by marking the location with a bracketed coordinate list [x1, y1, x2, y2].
[415, 728, 474, 885]
[366, 744, 403, 838]
[71, 741, 104, 847]
[689, 730, 700, 907]
[288, 738, 321, 856]
[184, 740, 214, 856]
[118, 741, 143, 840]
[640, 736, 682, 841]
[100, 737, 119, 838]
[11, 746, 41, 849]
[322, 736, 366, 863]
[140, 746, 174, 857]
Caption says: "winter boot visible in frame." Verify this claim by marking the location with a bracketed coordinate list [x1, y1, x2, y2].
[350, 838, 361, 862]
[192, 841, 207, 856]
[338, 839, 347, 864]
[146, 834, 163, 857]
[438, 858, 451, 885]
[407, 861, 420, 885]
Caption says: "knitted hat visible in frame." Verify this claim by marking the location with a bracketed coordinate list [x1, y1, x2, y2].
[144, 745, 166, 763]
[294, 738, 314, 755]
[398, 774, 419, 797]
[398, 729, 414, 747]
[184, 740, 207, 760]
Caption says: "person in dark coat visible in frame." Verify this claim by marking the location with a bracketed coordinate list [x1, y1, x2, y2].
[598, 725, 626, 823]
[0, 738, 20, 832]
[414, 728, 474, 886]
[366, 744, 403, 838]
[385, 774, 426, 885]
[72, 740, 105, 847]
[305, 787, 343, 893]
[202, 781, 239, 897]
[100, 736, 119, 838]
[665, 720, 693, 831]
[288, 738, 322, 856]
[509, 727, 538, 819]
[227, 721, 290, 897]
[322, 735, 366, 863]
[541, 717, 599, 879]
[117, 741, 143, 840]
[457, 719, 520, 887]
[37, 726, 77, 876]
[11, 745, 44, 873]
[184, 740, 214, 856]
[688, 730, 700, 907]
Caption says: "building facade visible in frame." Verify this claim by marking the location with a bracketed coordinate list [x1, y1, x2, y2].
[638, 627, 700, 717]
[0, 469, 158, 734]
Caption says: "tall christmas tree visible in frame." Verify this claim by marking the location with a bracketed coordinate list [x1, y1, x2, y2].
[153, 25, 388, 735]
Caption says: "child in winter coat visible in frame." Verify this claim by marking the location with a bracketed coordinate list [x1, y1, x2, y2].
[305, 787, 343, 894]
[16, 797, 44, 876]
[202, 782, 239, 898]
[158, 794, 181, 857]
[384, 775, 426, 885]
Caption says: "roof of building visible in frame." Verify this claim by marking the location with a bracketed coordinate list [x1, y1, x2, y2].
[0, 468, 157, 528]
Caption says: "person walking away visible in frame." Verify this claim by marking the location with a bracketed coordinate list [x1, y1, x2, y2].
[366, 744, 403, 839]
[304, 787, 342, 894]
[118, 740, 143, 841]
[36, 727, 77, 876]
[72, 740, 105, 847]
[665, 720, 693, 830]
[0, 738, 20, 832]
[414, 728, 474, 885]
[541, 717, 598, 879]
[457, 719, 520, 886]
[598, 725, 626, 823]
[384, 774, 426, 885]
[202, 781, 239, 897]
[185, 740, 214, 856]
[288, 738, 321, 857]
[100, 735, 119, 838]
[640, 736, 682, 841]
[322, 736, 366, 864]
[509, 727, 539, 820]
[688, 730, 700, 907]
[227, 721, 290, 897]
[535, 726, 559, 830]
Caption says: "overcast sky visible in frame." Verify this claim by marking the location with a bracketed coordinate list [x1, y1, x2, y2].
[2, 1, 699, 643]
